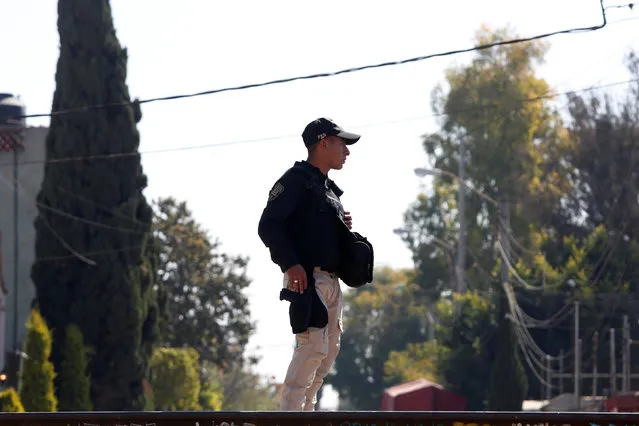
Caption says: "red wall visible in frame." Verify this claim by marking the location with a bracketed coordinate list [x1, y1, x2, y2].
[381, 386, 467, 411]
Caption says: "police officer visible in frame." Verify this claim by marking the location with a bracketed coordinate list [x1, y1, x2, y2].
[257, 117, 361, 411]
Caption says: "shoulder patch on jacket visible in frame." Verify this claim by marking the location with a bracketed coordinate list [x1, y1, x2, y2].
[268, 182, 285, 201]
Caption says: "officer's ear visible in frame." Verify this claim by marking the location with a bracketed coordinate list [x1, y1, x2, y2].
[310, 139, 327, 156]
[320, 137, 335, 151]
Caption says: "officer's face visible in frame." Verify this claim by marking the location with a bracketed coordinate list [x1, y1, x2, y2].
[324, 136, 350, 170]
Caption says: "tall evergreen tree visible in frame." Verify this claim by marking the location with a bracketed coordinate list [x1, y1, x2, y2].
[31, 0, 159, 410]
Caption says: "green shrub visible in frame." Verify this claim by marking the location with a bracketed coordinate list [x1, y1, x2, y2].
[0, 387, 24, 412]
[149, 347, 201, 410]
[18, 309, 58, 412]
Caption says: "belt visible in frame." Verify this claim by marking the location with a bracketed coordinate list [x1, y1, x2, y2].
[314, 266, 338, 279]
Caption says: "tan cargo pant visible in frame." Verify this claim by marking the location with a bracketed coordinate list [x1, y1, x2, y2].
[279, 267, 343, 411]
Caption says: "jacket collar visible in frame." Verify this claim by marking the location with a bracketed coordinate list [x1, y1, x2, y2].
[296, 161, 344, 197]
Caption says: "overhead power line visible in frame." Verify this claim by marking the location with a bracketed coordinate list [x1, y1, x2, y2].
[605, 2, 635, 9]
[9, 0, 608, 121]
[1, 76, 635, 169]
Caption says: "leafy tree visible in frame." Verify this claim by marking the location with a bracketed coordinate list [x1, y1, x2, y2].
[401, 25, 573, 298]
[152, 197, 254, 367]
[19, 309, 57, 412]
[398, 25, 583, 404]
[326, 266, 430, 410]
[198, 363, 224, 411]
[57, 324, 92, 411]
[400, 192, 459, 298]
[399, 22, 639, 404]
[562, 52, 639, 240]
[30, 0, 160, 410]
[555, 51, 639, 396]
[513, 224, 639, 398]
[0, 388, 24, 412]
[504, 52, 639, 397]
[215, 358, 279, 411]
[435, 292, 495, 410]
[384, 340, 443, 384]
[383, 292, 495, 410]
[149, 347, 201, 411]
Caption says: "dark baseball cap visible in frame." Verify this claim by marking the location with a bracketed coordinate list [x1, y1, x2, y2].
[301, 117, 361, 147]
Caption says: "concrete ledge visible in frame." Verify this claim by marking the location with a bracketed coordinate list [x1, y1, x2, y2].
[0, 410, 636, 426]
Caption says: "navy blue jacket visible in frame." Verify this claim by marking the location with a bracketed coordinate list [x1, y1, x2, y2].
[258, 160, 345, 333]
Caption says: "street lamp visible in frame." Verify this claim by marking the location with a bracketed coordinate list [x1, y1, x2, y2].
[414, 167, 435, 178]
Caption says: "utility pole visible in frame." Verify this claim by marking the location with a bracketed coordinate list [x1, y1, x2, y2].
[622, 318, 627, 392]
[622, 315, 630, 392]
[559, 349, 564, 395]
[426, 310, 435, 341]
[457, 136, 466, 294]
[610, 328, 616, 395]
[574, 300, 580, 409]
[627, 316, 632, 392]
[499, 199, 509, 289]
[496, 197, 510, 333]
[545, 355, 551, 401]
[12, 127, 19, 353]
[577, 338, 582, 408]
[593, 331, 599, 397]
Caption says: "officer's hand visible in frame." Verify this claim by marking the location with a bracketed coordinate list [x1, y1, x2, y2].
[286, 264, 307, 293]
[344, 211, 353, 229]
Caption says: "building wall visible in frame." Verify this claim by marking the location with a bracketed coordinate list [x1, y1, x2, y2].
[0, 126, 47, 365]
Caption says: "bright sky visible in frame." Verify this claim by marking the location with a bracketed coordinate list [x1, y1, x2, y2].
[1, 0, 638, 410]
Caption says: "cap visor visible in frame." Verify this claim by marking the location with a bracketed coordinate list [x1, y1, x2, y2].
[337, 131, 361, 145]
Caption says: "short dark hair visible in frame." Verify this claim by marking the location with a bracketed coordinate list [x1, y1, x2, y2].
[307, 141, 319, 156]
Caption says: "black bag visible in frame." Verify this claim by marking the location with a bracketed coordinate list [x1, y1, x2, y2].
[337, 225, 374, 288]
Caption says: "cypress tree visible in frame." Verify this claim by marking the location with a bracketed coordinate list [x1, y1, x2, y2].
[31, 0, 159, 410]
[57, 324, 93, 411]
[18, 309, 57, 412]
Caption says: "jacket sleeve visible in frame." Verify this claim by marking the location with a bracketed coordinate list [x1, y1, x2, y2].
[258, 171, 305, 272]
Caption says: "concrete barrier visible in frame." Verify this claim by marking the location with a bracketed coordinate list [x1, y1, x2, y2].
[0, 411, 637, 426]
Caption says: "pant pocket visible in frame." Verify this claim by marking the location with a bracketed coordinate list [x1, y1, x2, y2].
[307, 326, 329, 355]
[313, 273, 332, 305]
